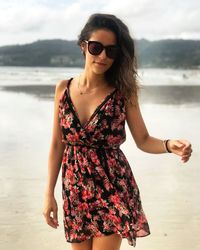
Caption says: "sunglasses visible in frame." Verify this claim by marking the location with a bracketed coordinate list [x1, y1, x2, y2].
[84, 40, 120, 59]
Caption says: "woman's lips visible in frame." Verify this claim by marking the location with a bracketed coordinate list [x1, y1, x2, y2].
[94, 62, 107, 66]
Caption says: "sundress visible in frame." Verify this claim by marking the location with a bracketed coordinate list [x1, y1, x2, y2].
[58, 78, 150, 247]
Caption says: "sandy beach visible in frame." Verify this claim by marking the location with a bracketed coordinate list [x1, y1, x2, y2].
[2, 84, 200, 104]
[0, 81, 200, 250]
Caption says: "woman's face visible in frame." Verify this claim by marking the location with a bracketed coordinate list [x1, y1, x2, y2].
[81, 29, 117, 76]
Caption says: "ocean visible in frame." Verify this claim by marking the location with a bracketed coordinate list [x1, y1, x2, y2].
[0, 66, 199, 250]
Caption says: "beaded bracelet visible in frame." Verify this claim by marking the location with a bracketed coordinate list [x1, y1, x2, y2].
[163, 139, 172, 153]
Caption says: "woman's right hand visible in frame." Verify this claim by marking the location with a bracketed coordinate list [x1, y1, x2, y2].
[43, 195, 59, 229]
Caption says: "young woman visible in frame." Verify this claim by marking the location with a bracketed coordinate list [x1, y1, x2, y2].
[43, 13, 192, 250]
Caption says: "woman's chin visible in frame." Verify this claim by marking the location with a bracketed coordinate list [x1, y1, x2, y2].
[92, 64, 110, 75]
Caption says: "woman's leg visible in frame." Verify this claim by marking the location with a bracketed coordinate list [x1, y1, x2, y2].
[71, 238, 93, 250]
[92, 233, 122, 250]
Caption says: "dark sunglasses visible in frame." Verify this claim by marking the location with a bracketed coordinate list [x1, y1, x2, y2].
[84, 40, 120, 59]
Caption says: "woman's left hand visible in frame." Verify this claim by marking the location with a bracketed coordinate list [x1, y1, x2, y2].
[168, 139, 192, 163]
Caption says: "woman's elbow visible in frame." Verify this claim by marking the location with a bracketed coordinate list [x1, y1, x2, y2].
[135, 134, 149, 151]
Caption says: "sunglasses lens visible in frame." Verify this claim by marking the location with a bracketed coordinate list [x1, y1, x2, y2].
[87, 41, 119, 59]
[106, 46, 119, 59]
[88, 42, 103, 55]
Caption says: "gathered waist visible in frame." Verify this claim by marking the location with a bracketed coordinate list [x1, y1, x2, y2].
[64, 142, 120, 150]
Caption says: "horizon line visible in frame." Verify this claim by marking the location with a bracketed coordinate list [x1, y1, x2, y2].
[1, 37, 200, 48]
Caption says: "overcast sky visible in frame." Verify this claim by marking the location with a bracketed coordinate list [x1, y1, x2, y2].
[0, 0, 199, 46]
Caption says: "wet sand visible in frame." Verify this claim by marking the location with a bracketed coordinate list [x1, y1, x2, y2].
[1, 84, 200, 104]
[0, 88, 199, 250]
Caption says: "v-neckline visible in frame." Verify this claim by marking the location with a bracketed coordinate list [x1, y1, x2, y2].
[66, 78, 117, 129]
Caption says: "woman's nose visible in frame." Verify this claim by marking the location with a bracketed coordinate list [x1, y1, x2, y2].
[98, 48, 107, 59]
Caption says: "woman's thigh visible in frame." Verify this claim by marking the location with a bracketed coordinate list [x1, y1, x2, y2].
[71, 238, 93, 250]
[92, 233, 122, 250]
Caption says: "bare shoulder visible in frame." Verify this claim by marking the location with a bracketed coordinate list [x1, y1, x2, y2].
[55, 79, 68, 92]
[54, 79, 68, 101]
[124, 92, 149, 145]
[125, 93, 139, 112]
[124, 93, 143, 129]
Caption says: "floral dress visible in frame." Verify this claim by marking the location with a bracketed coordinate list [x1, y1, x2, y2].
[58, 78, 150, 247]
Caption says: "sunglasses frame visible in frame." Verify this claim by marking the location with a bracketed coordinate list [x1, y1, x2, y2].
[84, 40, 120, 59]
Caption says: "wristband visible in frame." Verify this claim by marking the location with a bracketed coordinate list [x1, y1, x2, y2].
[163, 139, 172, 153]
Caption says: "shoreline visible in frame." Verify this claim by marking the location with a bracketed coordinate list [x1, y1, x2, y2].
[1, 84, 200, 104]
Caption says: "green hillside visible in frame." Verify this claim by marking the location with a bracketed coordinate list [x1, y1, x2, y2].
[135, 39, 200, 68]
[0, 38, 199, 68]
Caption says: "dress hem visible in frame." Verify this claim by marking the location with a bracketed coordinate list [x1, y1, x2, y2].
[65, 230, 151, 247]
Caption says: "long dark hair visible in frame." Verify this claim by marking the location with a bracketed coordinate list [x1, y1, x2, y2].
[77, 13, 140, 105]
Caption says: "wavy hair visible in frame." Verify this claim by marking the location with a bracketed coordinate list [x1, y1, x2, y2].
[77, 13, 140, 105]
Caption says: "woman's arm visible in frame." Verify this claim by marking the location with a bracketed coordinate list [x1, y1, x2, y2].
[43, 80, 67, 228]
[125, 96, 192, 163]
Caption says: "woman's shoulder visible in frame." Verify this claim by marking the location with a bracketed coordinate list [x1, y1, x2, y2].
[56, 79, 69, 92]
[54, 79, 71, 103]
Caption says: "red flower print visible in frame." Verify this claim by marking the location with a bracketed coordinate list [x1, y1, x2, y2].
[110, 193, 121, 204]
[59, 80, 150, 246]
[107, 158, 117, 167]
[90, 151, 100, 165]
[107, 134, 121, 144]
[77, 202, 89, 211]
[63, 199, 68, 208]
[82, 188, 94, 200]
[68, 133, 80, 142]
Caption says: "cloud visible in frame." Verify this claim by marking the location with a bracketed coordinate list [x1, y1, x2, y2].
[0, 0, 199, 46]
[102, 0, 200, 40]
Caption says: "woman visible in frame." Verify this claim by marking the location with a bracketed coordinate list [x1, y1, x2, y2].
[43, 13, 192, 250]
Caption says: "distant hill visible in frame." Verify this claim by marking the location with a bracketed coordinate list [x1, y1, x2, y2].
[0, 38, 199, 68]
[135, 39, 200, 68]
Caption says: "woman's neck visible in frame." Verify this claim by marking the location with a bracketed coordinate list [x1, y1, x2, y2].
[80, 70, 107, 89]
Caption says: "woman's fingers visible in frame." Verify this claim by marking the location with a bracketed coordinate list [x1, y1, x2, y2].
[169, 139, 192, 163]
[178, 140, 192, 151]
[46, 214, 56, 228]
[53, 209, 59, 227]
[43, 197, 59, 229]
[173, 140, 185, 148]
[182, 151, 192, 160]
[49, 213, 59, 228]
[178, 140, 192, 163]
[182, 141, 192, 158]
[43, 209, 59, 228]
[181, 156, 190, 163]
[169, 140, 184, 156]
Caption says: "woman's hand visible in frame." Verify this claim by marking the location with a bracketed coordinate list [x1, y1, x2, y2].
[168, 139, 192, 163]
[43, 195, 59, 229]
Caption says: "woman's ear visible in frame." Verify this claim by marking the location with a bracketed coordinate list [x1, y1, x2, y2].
[80, 41, 86, 54]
